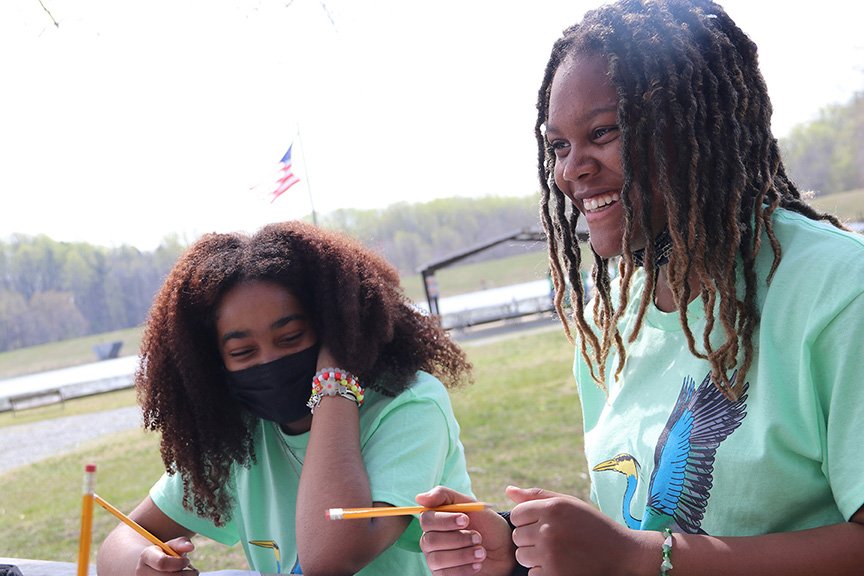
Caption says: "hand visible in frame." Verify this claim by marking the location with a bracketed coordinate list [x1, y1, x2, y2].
[137, 537, 197, 574]
[507, 486, 650, 576]
[316, 344, 339, 371]
[417, 486, 515, 576]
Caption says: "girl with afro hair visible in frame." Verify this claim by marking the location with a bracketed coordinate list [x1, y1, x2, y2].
[98, 220, 474, 575]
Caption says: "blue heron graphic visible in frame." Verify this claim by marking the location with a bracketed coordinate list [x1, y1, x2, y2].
[593, 372, 748, 533]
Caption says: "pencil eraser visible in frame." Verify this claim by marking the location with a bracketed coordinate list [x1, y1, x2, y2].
[85, 463, 97, 472]
[326, 508, 344, 520]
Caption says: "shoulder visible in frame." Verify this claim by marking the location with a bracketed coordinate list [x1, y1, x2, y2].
[756, 208, 864, 322]
[365, 371, 450, 410]
[359, 371, 456, 429]
[770, 208, 864, 263]
[762, 209, 864, 287]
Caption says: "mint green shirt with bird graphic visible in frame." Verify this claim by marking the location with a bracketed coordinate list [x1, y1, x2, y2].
[150, 371, 473, 575]
[575, 208, 864, 536]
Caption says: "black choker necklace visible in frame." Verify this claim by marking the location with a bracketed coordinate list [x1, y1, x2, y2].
[632, 229, 673, 268]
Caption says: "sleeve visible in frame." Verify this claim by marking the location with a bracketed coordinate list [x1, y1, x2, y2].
[149, 471, 240, 546]
[359, 375, 472, 551]
[810, 291, 864, 521]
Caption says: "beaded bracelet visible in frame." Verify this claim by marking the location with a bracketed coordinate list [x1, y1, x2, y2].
[307, 367, 364, 413]
[660, 528, 673, 576]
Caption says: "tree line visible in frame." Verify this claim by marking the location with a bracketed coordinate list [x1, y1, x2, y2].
[2, 88, 861, 354]
[0, 234, 188, 352]
[780, 91, 864, 196]
[0, 196, 541, 353]
[320, 195, 542, 271]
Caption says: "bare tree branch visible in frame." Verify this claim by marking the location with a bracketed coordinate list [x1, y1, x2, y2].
[319, 0, 336, 29]
[37, 0, 59, 28]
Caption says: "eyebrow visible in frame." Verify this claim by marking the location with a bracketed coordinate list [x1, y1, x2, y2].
[545, 105, 618, 136]
[220, 313, 307, 344]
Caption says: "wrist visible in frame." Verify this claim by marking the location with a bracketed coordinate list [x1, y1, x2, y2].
[498, 511, 529, 576]
[626, 529, 668, 576]
[307, 367, 365, 413]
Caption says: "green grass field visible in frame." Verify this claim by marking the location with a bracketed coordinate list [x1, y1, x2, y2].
[808, 188, 864, 222]
[0, 329, 144, 380]
[0, 326, 588, 571]
[0, 187, 859, 568]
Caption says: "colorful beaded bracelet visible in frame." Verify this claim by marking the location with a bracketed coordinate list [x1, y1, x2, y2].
[307, 367, 364, 413]
[660, 528, 673, 576]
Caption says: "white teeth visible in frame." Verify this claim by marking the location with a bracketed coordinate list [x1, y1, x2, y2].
[584, 192, 620, 212]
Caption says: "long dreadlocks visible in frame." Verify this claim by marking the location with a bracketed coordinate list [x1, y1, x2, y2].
[536, 0, 845, 398]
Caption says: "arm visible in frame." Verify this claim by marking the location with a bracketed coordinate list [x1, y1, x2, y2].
[507, 488, 864, 576]
[662, 504, 864, 576]
[294, 350, 409, 576]
[96, 496, 197, 575]
[295, 396, 409, 575]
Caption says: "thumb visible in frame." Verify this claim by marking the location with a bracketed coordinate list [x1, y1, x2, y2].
[415, 485, 476, 508]
[506, 485, 565, 504]
[165, 536, 196, 555]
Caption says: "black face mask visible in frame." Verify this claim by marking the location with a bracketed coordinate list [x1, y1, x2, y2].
[225, 343, 320, 423]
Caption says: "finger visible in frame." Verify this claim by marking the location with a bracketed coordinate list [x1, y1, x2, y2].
[316, 345, 338, 369]
[423, 543, 486, 575]
[165, 536, 196, 554]
[507, 486, 568, 528]
[419, 509, 471, 532]
[514, 546, 537, 575]
[506, 485, 564, 505]
[429, 563, 484, 576]
[416, 486, 477, 508]
[140, 544, 194, 573]
[511, 523, 541, 548]
[420, 528, 481, 554]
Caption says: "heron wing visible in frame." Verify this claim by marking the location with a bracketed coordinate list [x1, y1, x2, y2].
[646, 371, 749, 533]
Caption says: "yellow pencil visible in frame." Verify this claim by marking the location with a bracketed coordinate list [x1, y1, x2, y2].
[93, 493, 181, 558]
[77, 463, 97, 576]
[326, 502, 491, 520]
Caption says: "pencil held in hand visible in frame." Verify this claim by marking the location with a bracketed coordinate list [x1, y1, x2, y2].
[326, 502, 491, 520]
[93, 494, 181, 558]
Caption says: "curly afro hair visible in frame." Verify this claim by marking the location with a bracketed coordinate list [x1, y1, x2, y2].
[136, 220, 471, 524]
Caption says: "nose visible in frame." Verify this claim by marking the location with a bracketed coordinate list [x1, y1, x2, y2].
[559, 149, 599, 183]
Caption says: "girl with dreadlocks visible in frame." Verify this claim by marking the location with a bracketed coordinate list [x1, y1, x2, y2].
[97, 221, 473, 575]
[416, 1, 864, 575]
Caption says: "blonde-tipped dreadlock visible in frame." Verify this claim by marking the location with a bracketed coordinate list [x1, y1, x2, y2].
[536, 0, 845, 399]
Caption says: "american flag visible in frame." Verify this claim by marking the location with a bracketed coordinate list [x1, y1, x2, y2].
[252, 145, 301, 203]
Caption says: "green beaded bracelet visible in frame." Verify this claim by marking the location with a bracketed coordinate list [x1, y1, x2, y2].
[660, 528, 673, 575]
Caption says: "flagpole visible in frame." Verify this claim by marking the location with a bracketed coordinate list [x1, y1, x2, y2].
[295, 125, 318, 226]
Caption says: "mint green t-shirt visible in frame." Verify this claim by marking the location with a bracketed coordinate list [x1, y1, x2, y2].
[150, 371, 473, 575]
[576, 209, 864, 536]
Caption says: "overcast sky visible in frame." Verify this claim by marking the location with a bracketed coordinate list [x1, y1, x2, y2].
[2, 0, 862, 251]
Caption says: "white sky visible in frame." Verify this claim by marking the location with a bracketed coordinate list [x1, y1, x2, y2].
[1, 0, 862, 251]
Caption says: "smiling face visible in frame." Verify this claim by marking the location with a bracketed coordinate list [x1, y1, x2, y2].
[215, 280, 317, 372]
[546, 52, 666, 259]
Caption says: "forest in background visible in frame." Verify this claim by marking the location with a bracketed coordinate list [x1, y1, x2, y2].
[781, 92, 864, 198]
[2, 90, 863, 353]
[0, 195, 542, 352]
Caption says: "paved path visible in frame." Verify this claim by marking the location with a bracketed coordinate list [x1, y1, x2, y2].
[0, 406, 142, 475]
